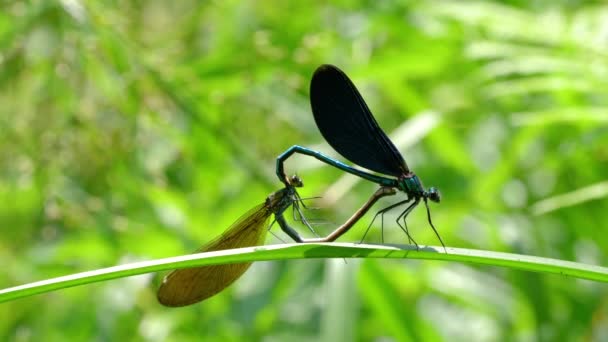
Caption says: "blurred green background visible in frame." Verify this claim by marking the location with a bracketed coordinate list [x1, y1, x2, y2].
[1, 1, 608, 341]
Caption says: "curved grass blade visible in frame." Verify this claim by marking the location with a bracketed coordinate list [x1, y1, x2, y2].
[2, 243, 608, 305]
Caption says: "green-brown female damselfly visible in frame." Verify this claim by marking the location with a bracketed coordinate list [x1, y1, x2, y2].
[157, 176, 395, 306]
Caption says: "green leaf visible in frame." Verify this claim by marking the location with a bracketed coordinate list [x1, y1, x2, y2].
[2, 243, 607, 304]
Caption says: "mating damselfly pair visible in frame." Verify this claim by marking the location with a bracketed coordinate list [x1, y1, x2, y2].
[158, 65, 444, 307]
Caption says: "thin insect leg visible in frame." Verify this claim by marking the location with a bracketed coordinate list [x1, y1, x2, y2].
[296, 205, 318, 236]
[267, 218, 287, 243]
[291, 193, 321, 222]
[397, 219, 412, 245]
[291, 193, 308, 222]
[294, 192, 322, 210]
[274, 207, 304, 243]
[301, 186, 397, 244]
[394, 200, 419, 247]
[290, 194, 327, 229]
[292, 198, 319, 237]
[289, 198, 301, 222]
[397, 218, 417, 247]
[290, 200, 301, 223]
[425, 199, 446, 251]
[291, 203, 298, 221]
[359, 198, 411, 243]
[396, 219, 416, 246]
[298, 195, 323, 201]
[381, 212, 384, 244]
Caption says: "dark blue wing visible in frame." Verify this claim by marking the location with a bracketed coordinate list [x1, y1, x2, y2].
[309, 64, 409, 177]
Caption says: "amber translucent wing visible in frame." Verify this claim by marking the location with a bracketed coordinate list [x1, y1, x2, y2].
[157, 203, 271, 307]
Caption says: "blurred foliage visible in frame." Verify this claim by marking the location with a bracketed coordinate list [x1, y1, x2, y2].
[1, 0, 607, 341]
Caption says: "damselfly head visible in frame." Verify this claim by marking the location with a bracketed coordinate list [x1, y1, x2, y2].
[288, 175, 303, 188]
[427, 187, 441, 203]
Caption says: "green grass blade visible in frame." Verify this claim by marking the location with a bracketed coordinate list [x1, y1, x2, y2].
[1, 243, 607, 304]
[320, 259, 359, 342]
[359, 260, 418, 341]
